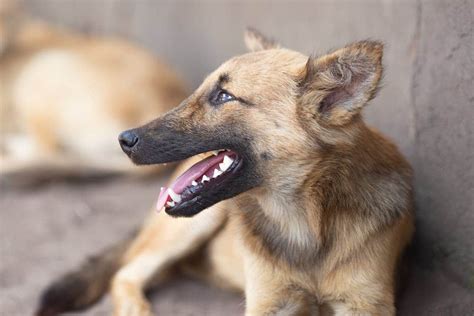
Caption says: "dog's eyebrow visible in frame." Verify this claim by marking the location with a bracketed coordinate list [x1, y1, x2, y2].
[218, 73, 230, 85]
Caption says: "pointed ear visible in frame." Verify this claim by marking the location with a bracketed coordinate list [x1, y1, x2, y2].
[299, 41, 383, 125]
[244, 27, 279, 52]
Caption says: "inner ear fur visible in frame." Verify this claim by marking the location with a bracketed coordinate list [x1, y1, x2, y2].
[299, 40, 384, 125]
[244, 27, 279, 52]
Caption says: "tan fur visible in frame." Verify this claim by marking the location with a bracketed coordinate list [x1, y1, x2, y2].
[0, 11, 187, 181]
[37, 30, 414, 316]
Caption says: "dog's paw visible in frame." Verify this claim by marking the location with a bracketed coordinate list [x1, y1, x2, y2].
[113, 298, 153, 316]
[111, 278, 154, 316]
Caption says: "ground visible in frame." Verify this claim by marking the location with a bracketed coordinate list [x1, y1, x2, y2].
[1, 174, 472, 315]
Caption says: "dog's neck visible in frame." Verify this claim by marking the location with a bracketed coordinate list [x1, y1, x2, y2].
[256, 191, 318, 249]
[237, 125, 412, 268]
[236, 156, 327, 267]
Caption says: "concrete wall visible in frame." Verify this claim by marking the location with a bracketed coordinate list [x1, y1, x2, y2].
[24, 0, 473, 288]
[411, 0, 473, 288]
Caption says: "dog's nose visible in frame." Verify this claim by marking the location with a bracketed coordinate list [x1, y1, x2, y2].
[118, 130, 139, 154]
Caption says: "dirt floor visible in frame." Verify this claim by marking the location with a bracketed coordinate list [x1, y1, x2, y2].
[0, 174, 472, 316]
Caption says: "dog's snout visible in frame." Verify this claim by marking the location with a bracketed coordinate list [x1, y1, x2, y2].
[118, 130, 139, 154]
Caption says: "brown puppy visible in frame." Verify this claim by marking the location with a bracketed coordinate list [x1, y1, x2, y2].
[38, 29, 414, 316]
[0, 7, 187, 181]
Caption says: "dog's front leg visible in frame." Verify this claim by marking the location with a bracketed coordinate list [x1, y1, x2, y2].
[111, 206, 226, 316]
[243, 252, 317, 316]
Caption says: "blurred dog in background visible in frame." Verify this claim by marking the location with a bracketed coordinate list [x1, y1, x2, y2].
[0, 0, 187, 183]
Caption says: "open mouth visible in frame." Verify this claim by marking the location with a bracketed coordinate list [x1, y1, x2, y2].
[156, 150, 242, 214]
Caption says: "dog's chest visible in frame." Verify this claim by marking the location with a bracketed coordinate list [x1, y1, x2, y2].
[235, 196, 325, 269]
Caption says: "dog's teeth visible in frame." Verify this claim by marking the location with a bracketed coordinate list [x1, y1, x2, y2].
[201, 175, 210, 183]
[213, 169, 222, 178]
[219, 161, 231, 172]
[223, 155, 233, 164]
[220, 155, 233, 171]
[192, 180, 198, 186]
[167, 188, 182, 203]
[213, 150, 219, 156]
[166, 201, 175, 207]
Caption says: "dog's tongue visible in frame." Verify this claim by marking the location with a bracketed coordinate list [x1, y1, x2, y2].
[156, 152, 230, 211]
[156, 187, 169, 212]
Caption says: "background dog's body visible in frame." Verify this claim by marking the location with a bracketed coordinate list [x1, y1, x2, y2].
[38, 31, 414, 316]
[0, 8, 187, 182]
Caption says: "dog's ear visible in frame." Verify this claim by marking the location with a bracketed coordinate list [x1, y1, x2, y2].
[244, 27, 279, 52]
[299, 41, 383, 126]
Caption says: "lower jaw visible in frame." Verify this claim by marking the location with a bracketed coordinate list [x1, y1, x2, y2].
[165, 196, 202, 217]
[159, 151, 243, 215]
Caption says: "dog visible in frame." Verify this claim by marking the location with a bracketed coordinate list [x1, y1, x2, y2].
[37, 29, 415, 316]
[0, 3, 187, 183]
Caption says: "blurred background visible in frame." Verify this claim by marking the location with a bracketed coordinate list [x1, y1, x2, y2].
[1, 0, 472, 315]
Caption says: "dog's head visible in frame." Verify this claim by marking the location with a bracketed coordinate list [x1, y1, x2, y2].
[119, 29, 383, 217]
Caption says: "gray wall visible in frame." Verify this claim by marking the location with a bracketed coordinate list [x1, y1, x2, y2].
[24, 0, 473, 287]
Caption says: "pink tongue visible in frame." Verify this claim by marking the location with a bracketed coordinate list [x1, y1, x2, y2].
[156, 187, 168, 212]
[156, 151, 232, 211]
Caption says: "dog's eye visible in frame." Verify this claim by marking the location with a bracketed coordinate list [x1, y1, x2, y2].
[210, 89, 235, 106]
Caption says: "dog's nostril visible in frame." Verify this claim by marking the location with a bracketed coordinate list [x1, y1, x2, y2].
[118, 130, 139, 153]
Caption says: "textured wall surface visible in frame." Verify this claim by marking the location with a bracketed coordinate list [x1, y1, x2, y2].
[5, 0, 473, 313]
[411, 0, 473, 288]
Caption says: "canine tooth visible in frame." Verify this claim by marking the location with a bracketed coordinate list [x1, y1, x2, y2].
[166, 201, 175, 207]
[201, 175, 210, 183]
[213, 150, 219, 156]
[167, 188, 182, 203]
[192, 180, 198, 186]
[213, 169, 223, 178]
[220, 155, 233, 171]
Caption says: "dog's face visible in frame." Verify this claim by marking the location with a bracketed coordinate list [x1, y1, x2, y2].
[119, 29, 383, 217]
